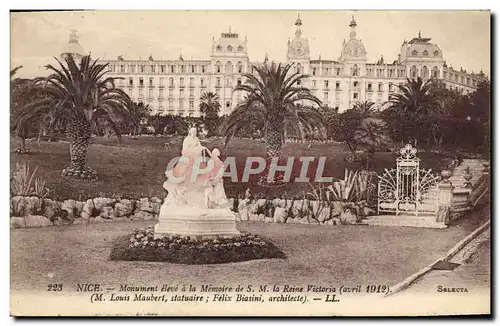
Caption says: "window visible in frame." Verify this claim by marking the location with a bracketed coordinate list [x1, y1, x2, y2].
[120, 65, 125, 73]
[225, 77, 231, 87]
[169, 77, 174, 87]
[139, 78, 144, 86]
[216, 62, 221, 73]
[180, 77, 184, 86]
[335, 82, 340, 90]
[312, 68, 316, 76]
[225, 62, 233, 74]
[216, 45, 222, 51]
[432, 66, 439, 78]
[324, 68, 329, 76]
[237, 46, 243, 51]
[411, 66, 417, 78]
[226, 101, 231, 108]
[389, 82, 393, 92]
[160, 65, 165, 73]
[353, 92, 358, 99]
[129, 78, 133, 86]
[312, 80, 316, 88]
[180, 89, 184, 98]
[159, 77, 164, 86]
[422, 66, 429, 78]
[461, 76, 464, 84]
[388, 69, 394, 77]
[367, 83, 372, 91]
[149, 77, 153, 86]
[129, 65, 135, 73]
[378, 83, 383, 92]
[324, 80, 329, 88]
[336, 68, 340, 76]
[238, 62, 243, 73]
[353, 81, 358, 87]
[200, 78, 204, 87]
[189, 77, 194, 87]
[411, 50, 418, 56]
[150, 65, 155, 73]
[171, 65, 175, 73]
[202, 65, 206, 73]
[296, 63, 302, 74]
[191, 65, 195, 73]
[434, 50, 440, 56]
[423, 50, 428, 56]
[169, 88, 173, 97]
[189, 100, 194, 109]
[443, 72, 448, 79]
[297, 79, 301, 86]
[323, 92, 328, 102]
[352, 64, 358, 76]
[181, 65, 185, 73]
[466, 77, 470, 85]
[216, 77, 221, 87]
[227, 45, 233, 51]
[179, 100, 184, 110]
[237, 78, 242, 86]
[367, 92, 372, 101]
[159, 89, 164, 97]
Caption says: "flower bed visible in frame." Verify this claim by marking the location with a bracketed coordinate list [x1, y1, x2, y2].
[109, 227, 286, 264]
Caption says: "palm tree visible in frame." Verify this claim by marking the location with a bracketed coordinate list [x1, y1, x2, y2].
[351, 100, 378, 118]
[223, 61, 325, 161]
[200, 92, 221, 117]
[15, 54, 135, 181]
[10, 65, 23, 78]
[385, 77, 443, 146]
[200, 92, 221, 137]
[387, 77, 443, 118]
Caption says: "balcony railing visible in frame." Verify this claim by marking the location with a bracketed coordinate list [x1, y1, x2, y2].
[169, 85, 174, 89]
[138, 85, 145, 89]
[149, 85, 155, 88]
[200, 85, 207, 88]
[179, 85, 185, 88]
[158, 85, 165, 88]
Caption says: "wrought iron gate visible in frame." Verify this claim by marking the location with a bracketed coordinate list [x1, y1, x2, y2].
[378, 144, 440, 216]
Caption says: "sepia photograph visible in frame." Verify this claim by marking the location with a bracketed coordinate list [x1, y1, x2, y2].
[9, 9, 491, 316]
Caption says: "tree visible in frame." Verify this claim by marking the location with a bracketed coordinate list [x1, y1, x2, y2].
[127, 101, 151, 135]
[223, 61, 325, 162]
[385, 77, 443, 147]
[14, 55, 135, 181]
[351, 100, 377, 118]
[199, 92, 221, 137]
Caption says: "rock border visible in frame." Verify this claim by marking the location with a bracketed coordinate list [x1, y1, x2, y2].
[10, 194, 376, 229]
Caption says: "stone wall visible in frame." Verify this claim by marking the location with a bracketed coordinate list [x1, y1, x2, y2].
[10, 195, 375, 229]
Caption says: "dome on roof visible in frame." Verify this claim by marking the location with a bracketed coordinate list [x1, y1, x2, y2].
[287, 14, 310, 60]
[61, 30, 85, 59]
[212, 28, 247, 56]
[339, 16, 367, 61]
[400, 32, 443, 61]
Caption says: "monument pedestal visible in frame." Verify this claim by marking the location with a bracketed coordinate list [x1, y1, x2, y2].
[154, 205, 240, 237]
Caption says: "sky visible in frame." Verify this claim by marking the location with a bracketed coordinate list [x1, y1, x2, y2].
[10, 10, 490, 79]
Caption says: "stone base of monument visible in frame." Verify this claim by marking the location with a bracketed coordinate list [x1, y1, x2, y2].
[154, 205, 240, 238]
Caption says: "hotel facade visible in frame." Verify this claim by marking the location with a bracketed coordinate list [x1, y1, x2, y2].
[62, 15, 488, 117]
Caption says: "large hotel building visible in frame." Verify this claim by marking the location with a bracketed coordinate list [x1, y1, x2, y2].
[62, 15, 488, 117]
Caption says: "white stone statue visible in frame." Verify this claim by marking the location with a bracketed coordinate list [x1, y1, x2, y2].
[155, 129, 239, 237]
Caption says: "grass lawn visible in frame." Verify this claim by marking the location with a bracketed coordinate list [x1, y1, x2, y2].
[10, 203, 489, 293]
[10, 136, 450, 200]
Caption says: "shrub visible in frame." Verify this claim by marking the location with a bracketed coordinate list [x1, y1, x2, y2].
[109, 227, 286, 264]
[10, 163, 50, 198]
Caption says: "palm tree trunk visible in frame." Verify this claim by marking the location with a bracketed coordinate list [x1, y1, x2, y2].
[261, 120, 284, 185]
[62, 118, 97, 181]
